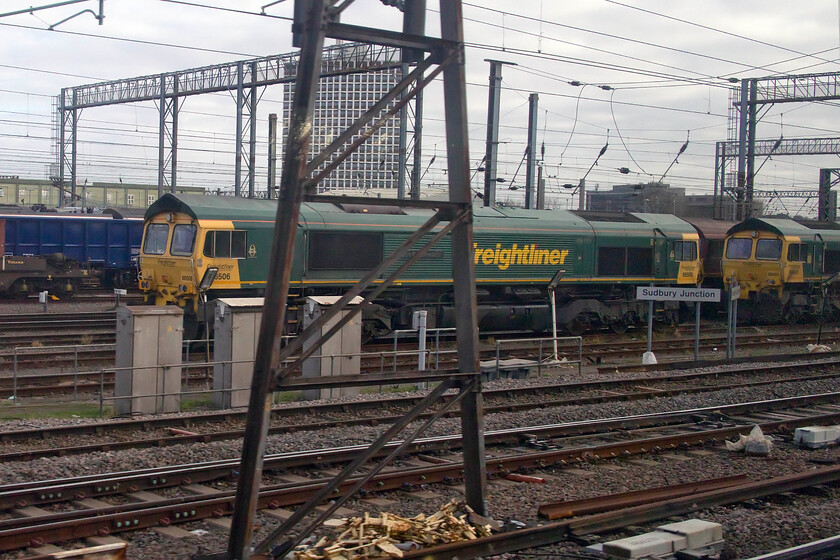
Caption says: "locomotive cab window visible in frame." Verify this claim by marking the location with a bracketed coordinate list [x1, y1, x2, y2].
[597, 246, 652, 276]
[725, 238, 752, 259]
[309, 232, 383, 270]
[170, 224, 197, 256]
[143, 223, 169, 255]
[203, 231, 248, 259]
[787, 243, 807, 262]
[673, 240, 698, 262]
[755, 239, 782, 260]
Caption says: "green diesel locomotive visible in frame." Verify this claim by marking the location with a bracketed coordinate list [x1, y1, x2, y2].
[139, 194, 701, 338]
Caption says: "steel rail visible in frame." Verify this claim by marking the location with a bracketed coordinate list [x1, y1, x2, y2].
[2, 403, 840, 552]
[537, 475, 749, 519]
[2, 362, 840, 461]
[2, 392, 840, 513]
[398, 466, 840, 560]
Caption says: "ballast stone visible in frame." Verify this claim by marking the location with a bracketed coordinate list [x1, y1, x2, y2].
[794, 426, 840, 448]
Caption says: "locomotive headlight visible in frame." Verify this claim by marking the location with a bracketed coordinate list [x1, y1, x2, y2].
[199, 267, 218, 292]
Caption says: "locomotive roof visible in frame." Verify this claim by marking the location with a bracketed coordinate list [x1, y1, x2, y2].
[146, 193, 280, 221]
[146, 193, 696, 238]
[727, 217, 817, 237]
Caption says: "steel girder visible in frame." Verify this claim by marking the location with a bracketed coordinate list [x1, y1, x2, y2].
[57, 90, 78, 207]
[234, 61, 258, 198]
[726, 71, 840, 218]
[754, 71, 840, 104]
[59, 43, 400, 110]
[156, 74, 179, 195]
[218, 1, 484, 559]
[716, 137, 840, 219]
[55, 42, 400, 199]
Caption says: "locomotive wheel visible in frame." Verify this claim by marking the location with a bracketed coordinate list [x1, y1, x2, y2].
[609, 319, 628, 334]
[362, 320, 391, 343]
[566, 314, 588, 336]
[785, 307, 804, 325]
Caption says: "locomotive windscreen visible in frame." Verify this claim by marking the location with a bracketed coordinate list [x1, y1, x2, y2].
[309, 232, 383, 270]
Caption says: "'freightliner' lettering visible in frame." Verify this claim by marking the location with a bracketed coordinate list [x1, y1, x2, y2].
[473, 243, 570, 270]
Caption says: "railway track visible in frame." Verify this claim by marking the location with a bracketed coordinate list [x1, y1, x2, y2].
[3, 354, 840, 461]
[1, 393, 838, 553]
[0, 311, 115, 331]
[3, 323, 840, 399]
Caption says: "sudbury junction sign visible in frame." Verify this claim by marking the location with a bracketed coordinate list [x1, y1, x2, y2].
[635, 286, 723, 362]
[636, 286, 721, 302]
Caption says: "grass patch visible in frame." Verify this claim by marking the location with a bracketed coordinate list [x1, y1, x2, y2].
[0, 400, 109, 420]
[181, 394, 213, 411]
[361, 383, 419, 394]
[275, 391, 303, 403]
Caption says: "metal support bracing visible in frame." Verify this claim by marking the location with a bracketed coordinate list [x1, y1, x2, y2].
[267, 206, 467, 381]
[157, 74, 179, 196]
[819, 168, 840, 221]
[402, 0, 425, 201]
[720, 136, 840, 158]
[56, 42, 400, 206]
[257, 377, 474, 556]
[223, 1, 483, 558]
[268, 113, 278, 199]
[440, 0, 485, 515]
[225, 0, 327, 555]
[714, 141, 722, 219]
[304, 57, 442, 188]
[717, 136, 840, 217]
[398, 63, 409, 199]
[58, 88, 80, 206]
[233, 61, 259, 198]
[525, 93, 538, 209]
[248, 63, 258, 198]
[736, 78, 749, 220]
[745, 82, 757, 218]
[723, 71, 840, 217]
[753, 189, 819, 199]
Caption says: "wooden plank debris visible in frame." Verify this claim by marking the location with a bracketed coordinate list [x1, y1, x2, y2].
[294, 500, 493, 559]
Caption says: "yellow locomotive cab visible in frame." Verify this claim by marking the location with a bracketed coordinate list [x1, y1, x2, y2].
[139, 210, 247, 315]
[676, 233, 701, 285]
[721, 231, 785, 299]
[138, 211, 201, 310]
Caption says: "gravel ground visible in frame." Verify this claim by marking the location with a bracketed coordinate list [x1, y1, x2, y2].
[2, 315, 840, 558]
[0, 299, 119, 315]
[1, 368, 840, 558]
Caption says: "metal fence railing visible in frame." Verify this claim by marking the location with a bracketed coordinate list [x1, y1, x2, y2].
[492, 336, 583, 377]
[1, 333, 583, 416]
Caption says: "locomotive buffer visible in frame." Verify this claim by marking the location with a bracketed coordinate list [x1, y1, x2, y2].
[636, 286, 721, 362]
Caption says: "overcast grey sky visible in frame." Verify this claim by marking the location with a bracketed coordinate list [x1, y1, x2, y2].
[1, 0, 839, 213]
